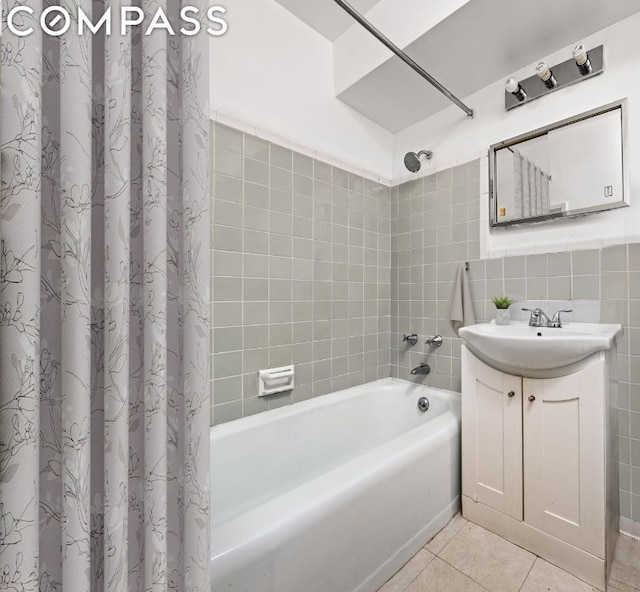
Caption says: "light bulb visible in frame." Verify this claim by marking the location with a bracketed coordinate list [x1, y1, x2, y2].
[536, 61, 557, 89]
[505, 77, 526, 102]
[572, 43, 592, 75]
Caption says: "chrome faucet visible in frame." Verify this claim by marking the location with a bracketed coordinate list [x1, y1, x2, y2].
[410, 363, 431, 376]
[523, 307, 572, 328]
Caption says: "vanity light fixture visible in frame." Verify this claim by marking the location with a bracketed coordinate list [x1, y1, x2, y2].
[536, 61, 557, 89]
[504, 44, 604, 111]
[572, 43, 593, 75]
[505, 77, 527, 102]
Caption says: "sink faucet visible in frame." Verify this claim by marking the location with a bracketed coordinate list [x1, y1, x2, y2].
[410, 363, 431, 376]
[522, 307, 550, 327]
[523, 307, 573, 328]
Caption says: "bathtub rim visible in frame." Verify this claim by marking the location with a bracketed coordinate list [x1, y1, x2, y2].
[210, 376, 461, 436]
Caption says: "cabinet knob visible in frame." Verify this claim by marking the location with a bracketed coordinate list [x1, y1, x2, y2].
[508, 391, 516, 398]
[528, 395, 536, 402]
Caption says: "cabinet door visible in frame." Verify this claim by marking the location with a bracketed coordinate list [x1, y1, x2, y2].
[523, 354, 605, 558]
[462, 347, 523, 520]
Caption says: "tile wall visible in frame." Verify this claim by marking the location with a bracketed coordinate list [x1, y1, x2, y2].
[210, 122, 392, 425]
[390, 160, 481, 390]
[211, 124, 640, 522]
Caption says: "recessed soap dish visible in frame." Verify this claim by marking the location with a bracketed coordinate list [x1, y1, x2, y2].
[258, 365, 295, 397]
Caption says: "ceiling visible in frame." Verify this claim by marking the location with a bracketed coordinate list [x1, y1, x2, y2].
[275, 0, 640, 131]
[274, 0, 383, 41]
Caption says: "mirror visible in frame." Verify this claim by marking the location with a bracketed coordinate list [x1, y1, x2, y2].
[489, 99, 628, 228]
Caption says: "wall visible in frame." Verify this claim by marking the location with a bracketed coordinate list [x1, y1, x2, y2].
[210, 0, 394, 180]
[390, 160, 640, 524]
[390, 160, 480, 390]
[393, 11, 640, 257]
[210, 122, 391, 424]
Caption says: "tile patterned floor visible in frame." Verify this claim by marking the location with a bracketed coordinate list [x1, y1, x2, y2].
[378, 514, 640, 592]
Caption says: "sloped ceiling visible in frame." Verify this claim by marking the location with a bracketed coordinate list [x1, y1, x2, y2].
[274, 0, 640, 131]
[274, 0, 384, 41]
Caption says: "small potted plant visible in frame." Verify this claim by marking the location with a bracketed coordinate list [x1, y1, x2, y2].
[492, 296, 514, 326]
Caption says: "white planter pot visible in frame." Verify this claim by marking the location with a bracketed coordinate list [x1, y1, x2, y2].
[495, 309, 511, 326]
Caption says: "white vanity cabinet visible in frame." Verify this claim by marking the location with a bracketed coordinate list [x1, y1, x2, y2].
[461, 345, 618, 591]
[461, 356, 523, 521]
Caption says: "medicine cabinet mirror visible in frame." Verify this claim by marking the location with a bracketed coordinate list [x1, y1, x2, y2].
[489, 99, 628, 228]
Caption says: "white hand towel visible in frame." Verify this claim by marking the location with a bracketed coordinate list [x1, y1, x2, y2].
[448, 263, 476, 336]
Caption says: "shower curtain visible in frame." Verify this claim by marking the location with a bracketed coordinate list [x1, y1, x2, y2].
[0, 2, 210, 591]
[513, 150, 551, 219]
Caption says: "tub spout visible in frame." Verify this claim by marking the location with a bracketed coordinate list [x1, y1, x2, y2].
[410, 363, 431, 376]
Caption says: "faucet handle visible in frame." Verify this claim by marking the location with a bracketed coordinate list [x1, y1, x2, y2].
[425, 335, 443, 348]
[551, 309, 573, 328]
[522, 307, 545, 327]
[403, 333, 418, 346]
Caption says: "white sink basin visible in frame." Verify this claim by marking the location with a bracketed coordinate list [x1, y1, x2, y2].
[459, 321, 623, 377]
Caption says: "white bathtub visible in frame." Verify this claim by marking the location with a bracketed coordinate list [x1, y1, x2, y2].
[210, 377, 461, 592]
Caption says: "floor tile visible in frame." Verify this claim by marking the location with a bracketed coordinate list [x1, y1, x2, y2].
[405, 557, 486, 592]
[378, 549, 435, 592]
[607, 578, 639, 592]
[520, 558, 598, 592]
[425, 512, 467, 555]
[438, 522, 535, 592]
[609, 535, 640, 592]
[378, 517, 640, 592]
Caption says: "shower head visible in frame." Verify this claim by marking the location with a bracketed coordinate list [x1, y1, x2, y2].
[404, 150, 433, 173]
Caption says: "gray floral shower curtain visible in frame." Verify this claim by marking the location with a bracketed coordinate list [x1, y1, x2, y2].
[0, 2, 210, 591]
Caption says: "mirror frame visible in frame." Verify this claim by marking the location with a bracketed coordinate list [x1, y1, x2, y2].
[489, 98, 629, 229]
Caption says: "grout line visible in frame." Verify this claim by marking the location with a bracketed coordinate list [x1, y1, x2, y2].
[398, 553, 436, 592]
[434, 520, 536, 592]
[241, 133, 246, 417]
[378, 550, 435, 592]
[433, 554, 493, 592]
[517, 557, 537, 592]
[432, 521, 467, 559]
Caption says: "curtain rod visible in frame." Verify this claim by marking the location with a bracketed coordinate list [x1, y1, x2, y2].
[333, 0, 474, 119]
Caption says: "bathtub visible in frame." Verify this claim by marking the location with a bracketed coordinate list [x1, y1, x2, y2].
[210, 377, 461, 592]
